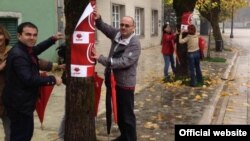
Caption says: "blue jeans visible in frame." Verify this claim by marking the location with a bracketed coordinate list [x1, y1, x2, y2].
[163, 55, 176, 78]
[188, 50, 203, 86]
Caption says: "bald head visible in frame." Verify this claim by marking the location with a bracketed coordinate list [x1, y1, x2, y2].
[122, 16, 135, 26]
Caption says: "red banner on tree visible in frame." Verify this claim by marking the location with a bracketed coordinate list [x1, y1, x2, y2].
[71, 1, 96, 77]
[181, 12, 193, 32]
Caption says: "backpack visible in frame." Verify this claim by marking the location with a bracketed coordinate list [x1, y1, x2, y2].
[198, 36, 206, 60]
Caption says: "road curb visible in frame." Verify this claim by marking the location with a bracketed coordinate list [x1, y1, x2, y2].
[198, 49, 239, 124]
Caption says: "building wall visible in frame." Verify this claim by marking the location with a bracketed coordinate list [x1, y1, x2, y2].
[0, 0, 59, 61]
[0, 0, 163, 61]
[96, 0, 162, 55]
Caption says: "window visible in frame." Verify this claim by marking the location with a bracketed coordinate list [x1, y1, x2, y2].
[0, 18, 18, 46]
[135, 7, 144, 36]
[151, 10, 158, 36]
[112, 4, 125, 28]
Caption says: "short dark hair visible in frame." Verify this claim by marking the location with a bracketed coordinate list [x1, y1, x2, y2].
[162, 24, 172, 34]
[0, 24, 11, 46]
[17, 22, 38, 34]
[188, 24, 196, 35]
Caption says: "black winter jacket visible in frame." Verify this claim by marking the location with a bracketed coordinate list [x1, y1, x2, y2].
[3, 37, 56, 116]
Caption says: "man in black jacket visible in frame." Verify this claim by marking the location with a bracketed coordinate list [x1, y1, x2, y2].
[3, 22, 63, 141]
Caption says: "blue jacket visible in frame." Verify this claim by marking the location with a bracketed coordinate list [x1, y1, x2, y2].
[3, 37, 56, 116]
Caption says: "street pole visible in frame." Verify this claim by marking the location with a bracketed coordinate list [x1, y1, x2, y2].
[222, 21, 225, 33]
[230, 5, 234, 38]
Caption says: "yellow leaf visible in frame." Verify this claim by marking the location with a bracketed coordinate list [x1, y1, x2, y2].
[221, 92, 229, 96]
[194, 95, 202, 101]
[226, 108, 233, 112]
[149, 137, 157, 140]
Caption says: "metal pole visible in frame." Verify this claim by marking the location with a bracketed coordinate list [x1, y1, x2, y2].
[222, 21, 225, 33]
[230, 5, 234, 38]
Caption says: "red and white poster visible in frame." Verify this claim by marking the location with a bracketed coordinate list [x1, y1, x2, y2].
[71, 0, 96, 77]
[181, 12, 193, 32]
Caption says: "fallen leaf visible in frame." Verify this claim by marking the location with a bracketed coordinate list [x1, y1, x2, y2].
[194, 95, 202, 101]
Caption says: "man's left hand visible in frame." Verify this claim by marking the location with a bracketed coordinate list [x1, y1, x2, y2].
[53, 32, 64, 40]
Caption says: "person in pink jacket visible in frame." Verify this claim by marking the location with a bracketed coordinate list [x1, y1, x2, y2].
[161, 24, 176, 82]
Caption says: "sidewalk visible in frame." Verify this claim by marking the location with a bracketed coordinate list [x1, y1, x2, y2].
[95, 37, 238, 140]
[212, 38, 250, 125]
[0, 37, 237, 141]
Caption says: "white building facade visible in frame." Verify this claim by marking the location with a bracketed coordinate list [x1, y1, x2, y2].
[96, 0, 163, 52]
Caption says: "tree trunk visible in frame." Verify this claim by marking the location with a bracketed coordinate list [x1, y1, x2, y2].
[173, 0, 197, 77]
[199, 0, 223, 50]
[64, 0, 96, 141]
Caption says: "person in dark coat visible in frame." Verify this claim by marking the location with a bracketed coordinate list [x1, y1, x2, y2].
[2, 22, 63, 141]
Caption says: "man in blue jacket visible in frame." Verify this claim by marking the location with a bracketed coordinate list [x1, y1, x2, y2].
[3, 22, 63, 141]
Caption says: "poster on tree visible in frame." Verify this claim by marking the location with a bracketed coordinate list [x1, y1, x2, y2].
[181, 12, 193, 32]
[71, 1, 96, 77]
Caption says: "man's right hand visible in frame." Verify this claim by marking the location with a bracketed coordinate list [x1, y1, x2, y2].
[93, 8, 101, 20]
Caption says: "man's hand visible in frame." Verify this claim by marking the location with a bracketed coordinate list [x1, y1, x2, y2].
[93, 8, 101, 20]
[91, 47, 100, 59]
[58, 64, 66, 70]
[53, 32, 64, 40]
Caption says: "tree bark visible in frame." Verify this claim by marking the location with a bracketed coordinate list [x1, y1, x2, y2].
[199, 0, 223, 46]
[173, 0, 197, 76]
[64, 0, 96, 141]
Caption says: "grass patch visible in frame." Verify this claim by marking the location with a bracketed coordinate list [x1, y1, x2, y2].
[204, 57, 226, 63]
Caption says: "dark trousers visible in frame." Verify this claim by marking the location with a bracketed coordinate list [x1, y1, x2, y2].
[116, 86, 137, 141]
[8, 111, 34, 141]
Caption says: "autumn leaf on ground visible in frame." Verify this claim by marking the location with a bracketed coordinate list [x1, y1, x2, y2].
[149, 137, 156, 140]
[194, 95, 202, 101]
[201, 93, 208, 97]
[226, 107, 233, 112]
[220, 91, 229, 96]
[144, 122, 159, 129]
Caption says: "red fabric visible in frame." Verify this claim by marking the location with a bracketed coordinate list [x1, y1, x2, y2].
[36, 72, 54, 125]
[110, 71, 118, 123]
[161, 33, 175, 55]
[199, 36, 206, 60]
[181, 12, 192, 25]
[93, 73, 104, 116]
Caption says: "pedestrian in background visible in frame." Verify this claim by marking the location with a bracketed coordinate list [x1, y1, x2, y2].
[92, 9, 141, 141]
[0, 24, 11, 141]
[161, 24, 176, 82]
[2, 22, 63, 141]
[179, 24, 203, 87]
